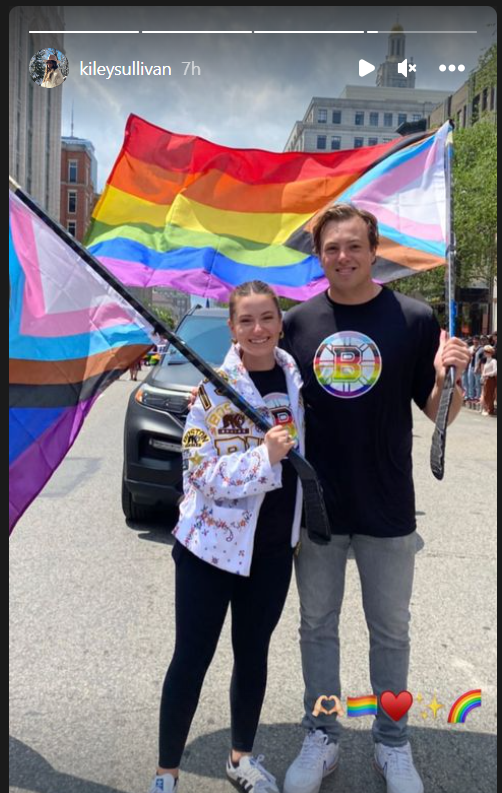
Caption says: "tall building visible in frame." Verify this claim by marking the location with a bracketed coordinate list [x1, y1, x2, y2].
[9, 7, 65, 217]
[284, 28, 448, 154]
[61, 137, 98, 240]
[285, 85, 449, 153]
[376, 23, 416, 89]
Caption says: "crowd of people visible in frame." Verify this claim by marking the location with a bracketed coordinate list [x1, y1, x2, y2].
[461, 333, 498, 416]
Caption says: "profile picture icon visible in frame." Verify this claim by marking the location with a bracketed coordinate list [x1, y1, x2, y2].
[29, 48, 68, 88]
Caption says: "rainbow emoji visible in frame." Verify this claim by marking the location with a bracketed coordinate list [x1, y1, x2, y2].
[447, 689, 482, 724]
[347, 695, 378, 718]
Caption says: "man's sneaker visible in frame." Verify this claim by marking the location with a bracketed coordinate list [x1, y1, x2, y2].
[374, 742, 424, 793]
[283, 730, 340, 793]
[147, 773, 178, 793]
[226, 754, 280, 792]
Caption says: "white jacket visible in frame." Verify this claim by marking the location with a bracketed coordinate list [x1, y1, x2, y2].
[172, 344, 305, 576]
[41, 68, 65, 87]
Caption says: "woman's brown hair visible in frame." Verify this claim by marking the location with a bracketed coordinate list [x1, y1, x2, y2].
[228, 280, 281, 321]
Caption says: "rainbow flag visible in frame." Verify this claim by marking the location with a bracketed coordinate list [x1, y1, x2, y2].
[9, 189, 155, 534]
[447, 689, 482, 724]
[85, 115, 449, 301]
[346, 695, 378, 717]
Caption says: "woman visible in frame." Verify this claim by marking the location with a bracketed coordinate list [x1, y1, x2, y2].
[481, 345, 497, 415]
[41, 53, 65, 88]
[148, 281, 305, 793]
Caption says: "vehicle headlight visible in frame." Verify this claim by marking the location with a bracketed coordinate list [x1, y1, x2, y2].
[135, 385, 189, 415]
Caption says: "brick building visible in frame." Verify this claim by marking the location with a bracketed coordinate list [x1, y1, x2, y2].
[60, 137, 98, 240]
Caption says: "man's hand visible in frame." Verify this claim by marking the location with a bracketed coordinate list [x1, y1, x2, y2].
[434, 331, 471, 382]
[424, 331, 471, 424]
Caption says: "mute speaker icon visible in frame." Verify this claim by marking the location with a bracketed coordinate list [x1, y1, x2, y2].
[397, 59, 408, 76]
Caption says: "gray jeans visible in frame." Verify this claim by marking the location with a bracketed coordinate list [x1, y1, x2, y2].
[295, 529, 418, 746]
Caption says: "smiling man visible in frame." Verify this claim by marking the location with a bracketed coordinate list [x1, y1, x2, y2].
[281, 204, 470, 793]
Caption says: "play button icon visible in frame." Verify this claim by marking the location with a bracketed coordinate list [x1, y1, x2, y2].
[359, 59, 375, 77]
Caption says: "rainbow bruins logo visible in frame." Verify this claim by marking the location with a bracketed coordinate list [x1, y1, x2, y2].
[314, 331, 382, 399]
[447, 689, 482, 724]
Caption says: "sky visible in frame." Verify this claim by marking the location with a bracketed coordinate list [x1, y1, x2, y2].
[47, 6, 498, 190]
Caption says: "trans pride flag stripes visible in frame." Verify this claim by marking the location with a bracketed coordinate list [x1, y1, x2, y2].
[85, 114, 449, 301]
[9, 190, 155, 533]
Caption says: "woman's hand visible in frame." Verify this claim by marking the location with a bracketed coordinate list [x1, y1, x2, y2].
[264, 425, 296, 465]
[187, 386, 198, 411]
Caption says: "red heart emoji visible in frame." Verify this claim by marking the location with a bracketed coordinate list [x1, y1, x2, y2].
[380, 690, 413, 721]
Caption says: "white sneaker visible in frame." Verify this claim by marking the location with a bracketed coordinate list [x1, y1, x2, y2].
[147, 773, 178, 793]
[283, 730, 340, 793]
[226, 754, 280, 792]
[374, 742, 424, 793]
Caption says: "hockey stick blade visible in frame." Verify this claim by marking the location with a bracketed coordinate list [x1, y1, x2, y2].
[430, 368, 456, 480]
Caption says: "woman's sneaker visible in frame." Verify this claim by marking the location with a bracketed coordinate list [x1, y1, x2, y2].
[374, 742, 424, 793]
[283, 730, 340, 793]
[147, 773, 178, 792]
[226, 754, 280, 792]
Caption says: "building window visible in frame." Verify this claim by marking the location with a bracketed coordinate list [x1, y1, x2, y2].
[412, 114, 422, 121]
[68, 160, 78, 183]
[368, 138, 378, 146]
[317, 108, 327, 123]
[355, 111, 364, 126]
[398, 113, 407, 125]
[369, 112, 379, 126]
[68, 221, 77, 236]
[384, 113, 393, 127]
[331, 136, 341, 150]
[482, 88, 488, 111]
[68, 191, 77, 214]
[332, 110, 341, 124]
[354, 137, 364, 148]
[317, 135, 327, 150]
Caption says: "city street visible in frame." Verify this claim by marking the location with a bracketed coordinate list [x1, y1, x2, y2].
[9, 373, 497, 793]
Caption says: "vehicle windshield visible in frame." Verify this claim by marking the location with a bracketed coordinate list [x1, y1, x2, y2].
[162, 315, 231, 366]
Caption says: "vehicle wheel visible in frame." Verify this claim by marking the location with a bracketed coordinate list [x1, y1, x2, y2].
[121, 476, 156, 522]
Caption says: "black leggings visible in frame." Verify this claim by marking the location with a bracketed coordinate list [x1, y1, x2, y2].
[158, 541, 293, 768]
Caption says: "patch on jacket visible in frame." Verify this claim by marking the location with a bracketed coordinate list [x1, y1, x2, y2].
[197, 384, 212, 411]
[182, 428, 211, 448]
[220, 413, 249, 435]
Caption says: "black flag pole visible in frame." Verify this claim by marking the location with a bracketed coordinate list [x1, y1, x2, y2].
[9, 178, 332, 544]
[430, 124, 457, 480]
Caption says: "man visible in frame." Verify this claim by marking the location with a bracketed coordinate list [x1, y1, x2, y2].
[280, 204, 470, 793]
[41, 53, 65, 88]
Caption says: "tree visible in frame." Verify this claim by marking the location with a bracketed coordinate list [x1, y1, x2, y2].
[151, 306, 176, 329]
[453, 120, 497, 287]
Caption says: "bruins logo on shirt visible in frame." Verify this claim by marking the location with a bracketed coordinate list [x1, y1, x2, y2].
[313, 331, 382, 399]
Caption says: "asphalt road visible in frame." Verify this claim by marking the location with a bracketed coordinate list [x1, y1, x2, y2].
[9, 374, 497, 793]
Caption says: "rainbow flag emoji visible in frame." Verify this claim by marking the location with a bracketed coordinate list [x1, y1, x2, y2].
[447, 689, 482, 724]
[347, 695, 378, 717]
[85, 115, 450, 302]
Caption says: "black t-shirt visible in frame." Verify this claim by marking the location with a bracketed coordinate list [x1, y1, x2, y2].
[248, 365, 299, 558]
[282, 287, 440, 538]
